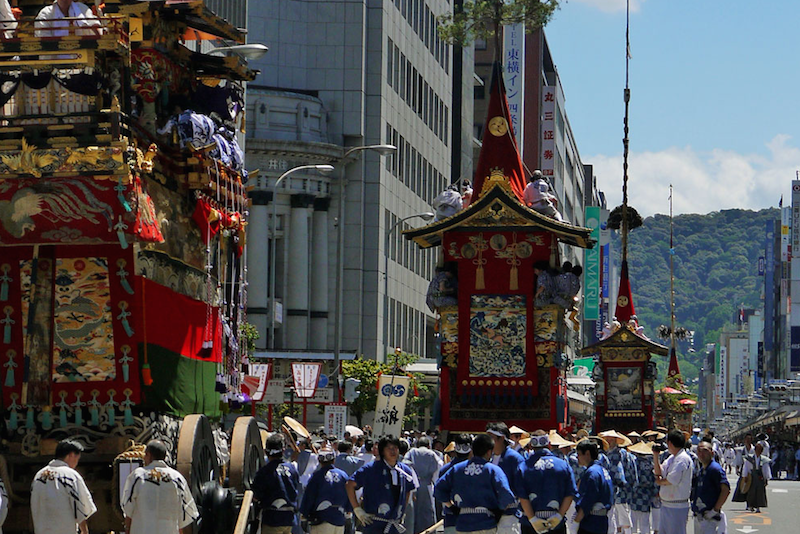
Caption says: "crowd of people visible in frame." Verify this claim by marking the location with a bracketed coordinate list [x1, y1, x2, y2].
[3, 423, 795, 534]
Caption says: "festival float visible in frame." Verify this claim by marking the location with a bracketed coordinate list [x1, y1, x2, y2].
[0, 2, 263, 532]
[404, 64, 594, 432]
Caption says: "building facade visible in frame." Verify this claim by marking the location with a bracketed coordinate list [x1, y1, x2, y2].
[245, 0, 474, 361]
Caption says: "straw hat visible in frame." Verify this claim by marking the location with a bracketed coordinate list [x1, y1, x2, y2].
[444, 441, 456, 453]
[284, 416, 310, 438]
[518, 437, 532, 449]
[641, 430, 666, 441]
[549, 431, 576, 448]
[599, 430, 633, 448]
[576, 428, 590, 439]
[588, 436, 610, 451]
[627, 441, 654, 456]
[509, 425, 531, 439]
[627, 431, 641, 438]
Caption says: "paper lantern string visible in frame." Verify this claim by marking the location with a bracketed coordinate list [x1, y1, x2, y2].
[72, 391, 86, 427]
[116, 259, 135, 295]
[8, 393, 20, 430]
[115, 174, 132, 212]
[0, 264, 11, 302]
[56, 391, 70, 428]
[119, 344, 133, 382]
[4, 349, 17, 387]
[114, 217, 129, 249]
[117, 302, 135, 337]
[1, 306, 14, 344]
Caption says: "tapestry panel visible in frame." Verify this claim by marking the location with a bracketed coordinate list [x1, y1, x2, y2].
[20, 258, 53, 405]
[52, 257, 116, 382]
[606, 366, 643, 411]
[469, 294, 526, 377]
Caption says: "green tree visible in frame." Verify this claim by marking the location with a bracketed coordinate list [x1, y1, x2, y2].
[437, 0, 559, 46]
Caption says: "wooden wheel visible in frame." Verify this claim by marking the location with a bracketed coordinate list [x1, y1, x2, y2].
[176, 414, 219, 505]
[229, 416, 265, 492]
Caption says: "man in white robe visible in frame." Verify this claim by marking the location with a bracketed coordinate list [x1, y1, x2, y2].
[1, 0, 16, 39]
[35, 0, 101, 37]
[30, 439, 97, 534]
[121, 440, 199, 534]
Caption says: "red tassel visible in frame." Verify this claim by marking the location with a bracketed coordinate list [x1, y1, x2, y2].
[141, 364, 153, 386]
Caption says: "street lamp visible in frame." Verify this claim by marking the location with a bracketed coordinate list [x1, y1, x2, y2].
[209, 44, 270, 60]
[333, 145, 396, 400]
[383, 212, 434, 363]
[269, 164, 335, 349]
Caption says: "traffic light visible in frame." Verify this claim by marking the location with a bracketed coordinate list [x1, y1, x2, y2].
[344, 378, 361, 402]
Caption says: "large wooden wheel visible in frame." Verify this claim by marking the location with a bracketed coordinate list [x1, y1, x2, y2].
[177, 414, 220, 506]
[229, 416, 265, 492]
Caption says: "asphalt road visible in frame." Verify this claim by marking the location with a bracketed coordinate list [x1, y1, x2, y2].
[692, 478, 800, 534]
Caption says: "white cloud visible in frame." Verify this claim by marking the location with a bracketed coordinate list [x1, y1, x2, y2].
[588, 135, 797, 216]
[569, 0, 645, 13]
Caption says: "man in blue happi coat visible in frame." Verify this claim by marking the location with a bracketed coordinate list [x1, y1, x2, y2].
[691, 440, 729, 534]
[573, 439, 614, 534]
[436, 434, 473, 534]
[333, 441, 364, 534]
[300, 444, 351, 534]
[434, 433, 517, 533]
[253, 433, 301, 534]
[346, 436, 417, 534]
[515, 430, 577, 534]
[600, 432, 637, 534]
[487, 422, 526, 534]
[627, 442, 659, 534]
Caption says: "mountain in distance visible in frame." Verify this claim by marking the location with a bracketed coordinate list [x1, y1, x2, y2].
[609, 208, 778, 386]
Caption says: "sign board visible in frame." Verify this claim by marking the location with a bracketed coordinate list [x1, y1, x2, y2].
[540, 85, 556, 178]
[325, 404, 347, 438]
[292, 362, 322, 398]
[373, 375, 410, 438]
[791, 327, 800, 373]
[264, 379, 286, 404]
[584, 206, 601, 320]
[503, 22, 525, 154]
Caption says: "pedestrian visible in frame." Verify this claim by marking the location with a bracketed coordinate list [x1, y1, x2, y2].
[30, 439, 97, 534]
[346, 435, 417, 534]
[121, 440, 198, 534]
[0, 469, 8, 534]
[334, 441, 364, 534]
[691, 440, 729, 534]
[515, 430, 577, 534]
[626, 442, 658, 534]
[652, 430, 693, 534]
[599, 431, 637, 534]
[300, 444, 351, 534]
[434, 433, 517, 534]
[253, 433, 301, 534]
[733, 434, 754, 476]
[404, 436, 444, 534]
[741, 442, 770, 513]
[487, 422, 526, 534]
[573, 439, 614, 534]
[437, 434, 473, 534]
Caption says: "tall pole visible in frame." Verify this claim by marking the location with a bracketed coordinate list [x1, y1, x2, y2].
[669, 184, 676, 361]
[333, 145, 396, 400]
[269, 165, 333, 349]
[383, 213, 433, 362]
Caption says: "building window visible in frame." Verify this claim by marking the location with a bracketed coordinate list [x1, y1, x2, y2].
[387, 38, 394, 88]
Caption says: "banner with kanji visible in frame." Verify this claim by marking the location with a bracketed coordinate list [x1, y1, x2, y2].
[373, 375, 410, 438]
[291, 362, 322, 398]
[242, 363, 271, 402]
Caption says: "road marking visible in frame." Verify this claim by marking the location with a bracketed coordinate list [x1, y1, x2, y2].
[730, 514, 771, 526]
[771, 489, 788, 493]
[736, 527, 758, 534]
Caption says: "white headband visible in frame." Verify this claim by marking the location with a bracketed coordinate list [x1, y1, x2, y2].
[530, 435, 550, 448]
[454, 444, 472, 454]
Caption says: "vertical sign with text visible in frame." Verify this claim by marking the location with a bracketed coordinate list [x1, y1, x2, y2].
[373, 375, 410, 438]
[541, 86, 556, 178]
[503, 23, 524, 155]
[325, 404, 348, 439]
[584, 206, 601, 321]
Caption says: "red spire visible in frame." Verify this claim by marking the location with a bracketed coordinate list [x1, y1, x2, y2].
[471, 62, 526, 202]
[668, 347, 682, 380]
[615, 260, 636, 323]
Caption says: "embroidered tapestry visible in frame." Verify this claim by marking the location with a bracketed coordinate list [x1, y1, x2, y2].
[469, 294, 526, 377]
[606, 367, 642, 411]
[52, 257, 116, 382]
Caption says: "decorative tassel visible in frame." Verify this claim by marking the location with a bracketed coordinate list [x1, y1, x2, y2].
[56, 392, 69, 428]
[124, 405, 133, 426]
[89, 390, 100, 426]
[116, 259, 135, 295]
[122, 389, 134, 426]
[141, 363, 153, 386]
[4, 349, 16, 387]
[510, 264, 519, 290]
[117, 302, 135, 337]
[0, 264, 10, 301]
[41, 406, 52, 430]
[119, 345, 132, 383]
[25, 406, 34, 429]
[72, 391, 85, 427]
[106, 390, 117, 426]
[475, 264, 485, 289]
[8, 394, 20, 430]
[115, 217, 129, 249]
[1, 306, 14, 344]
[115, 175, 132, 212]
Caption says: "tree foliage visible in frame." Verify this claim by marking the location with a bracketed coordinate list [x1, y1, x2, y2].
[437, 0, 560, 46]
[342, 353, 433, 428]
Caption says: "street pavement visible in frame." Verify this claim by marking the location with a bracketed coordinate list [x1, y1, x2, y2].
[690, 478, 800, 534]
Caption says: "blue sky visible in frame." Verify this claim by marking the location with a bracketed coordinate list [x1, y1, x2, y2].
[544, 0, 800, 216]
